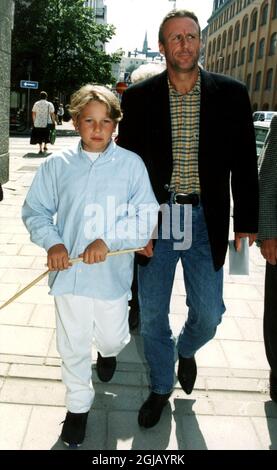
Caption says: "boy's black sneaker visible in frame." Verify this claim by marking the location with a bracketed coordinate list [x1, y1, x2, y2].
[61, 411, 89, 447]
[96, 352, 116, 382]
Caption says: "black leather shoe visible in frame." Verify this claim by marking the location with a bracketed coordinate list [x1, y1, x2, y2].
[96, 352, 116, 382]
[270, 371, 277, 403]
[177, 354, 197, 395]
[128, 306, 139, 331]
[138, 392, 171, 428]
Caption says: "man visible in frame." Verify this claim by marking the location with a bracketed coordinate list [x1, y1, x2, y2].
[258, 115, 277, 403]
[117, 9, 259, 428]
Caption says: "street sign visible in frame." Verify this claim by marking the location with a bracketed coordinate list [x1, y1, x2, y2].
[20, 80, 39, 89]
[115, 82, 128, 95]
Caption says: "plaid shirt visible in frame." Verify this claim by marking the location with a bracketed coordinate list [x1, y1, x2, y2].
[169, 72, 201, 194]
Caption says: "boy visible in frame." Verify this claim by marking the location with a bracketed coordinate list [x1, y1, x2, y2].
[22, 84, 159, 447]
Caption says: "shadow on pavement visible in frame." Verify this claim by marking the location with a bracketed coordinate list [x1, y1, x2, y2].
[264, 401, 277, 450]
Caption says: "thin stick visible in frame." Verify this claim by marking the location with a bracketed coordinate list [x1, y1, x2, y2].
[0, 247, 143, 311]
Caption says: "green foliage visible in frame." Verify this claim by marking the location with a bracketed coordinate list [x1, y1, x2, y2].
[11, 0, 120, 97]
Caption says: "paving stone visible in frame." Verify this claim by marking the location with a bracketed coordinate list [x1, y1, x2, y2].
[251, 416, 277, 450]
[0, 403, 32, 450]
[215, 316, 243, 340]
[196, 340, 229, 368]
[224, 298, 255, 317]
[0, 377, 65, 405]
[221, 340, 268, 370]
[224, 283, 262, 301]
[0, 302, 34, 325]
[22, 405, 66, 450]
[236, 317, 263, 341]
[9, 364, 61, 381]
[0, 354, 44, 365]
[29, 304, 55, 328]
[0, 325, 53, 356]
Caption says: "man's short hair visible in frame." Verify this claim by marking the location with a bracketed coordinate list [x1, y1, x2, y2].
[159, 9, 201, 44]
[40, 91, 48, 100]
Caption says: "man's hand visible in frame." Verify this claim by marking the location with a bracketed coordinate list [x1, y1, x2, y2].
[47, 244, 70, 271]
[234, 233, 257, 252]
[260, 239, 277, 265]
[80, 239, 109, 264]
[137, 239, 154, 257]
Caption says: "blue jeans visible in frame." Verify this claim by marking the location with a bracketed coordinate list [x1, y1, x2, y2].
[138, 204, 225, 395]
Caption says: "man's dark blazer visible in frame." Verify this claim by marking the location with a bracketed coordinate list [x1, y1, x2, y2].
[117, 69, 259, 271]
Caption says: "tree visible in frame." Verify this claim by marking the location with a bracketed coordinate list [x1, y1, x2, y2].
[11, 0, 121, 97]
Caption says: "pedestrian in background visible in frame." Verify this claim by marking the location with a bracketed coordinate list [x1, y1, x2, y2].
[117, 9, 259, 428]
[57, 103, 64, 125]
[22, 84, 159, 447]
[30, 91, 55, 154]
[257, 115, 277, 403]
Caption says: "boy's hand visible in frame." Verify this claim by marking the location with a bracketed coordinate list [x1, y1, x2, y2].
[80, 239, 109, 264]
[47, 244, 71, 271]
[137, 240, 154, 257]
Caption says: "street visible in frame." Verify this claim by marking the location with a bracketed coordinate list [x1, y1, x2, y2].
[0, 133, 276, 450]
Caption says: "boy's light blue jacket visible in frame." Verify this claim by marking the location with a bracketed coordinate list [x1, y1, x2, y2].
[22, 140, 159, 300]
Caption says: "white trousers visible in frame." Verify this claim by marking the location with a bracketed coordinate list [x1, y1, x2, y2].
[54, 293, 130, 413]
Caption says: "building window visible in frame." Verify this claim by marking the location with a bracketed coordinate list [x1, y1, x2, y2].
[242, 16, 248, 37]
[208, 42, 212, 57]
[254, 71, 261, 91]
[262, 103, 269, 111]
[260, 3, 268, 25]
[228, 27, 233, 45]
[248, 42, 255, 62]
[240, 47, 246, 65]
[222, 31, 227, 48]
[269, 33, 277, 55]
[251, 10, 257, 31]
[246, 73, 251, 91]
[217, 36, 221, 52]
[273, 0, 277, 18]
[265, 69, 273, 90]
[234, 22, 240, 41]
[212, 39, 216, 55]
[226, 54, 231, 69]
[258, 38, 265, 58]
[232, 51, 238, 68]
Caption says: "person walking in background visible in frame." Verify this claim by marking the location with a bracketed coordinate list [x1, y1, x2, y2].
[57, 103, 64, 125]
[257, 115, 277, 404]
[117, 9, 259, 428]
[22, 84, 159, 447]
[53, 97, 59, 124]
[30, 91, 55, 154]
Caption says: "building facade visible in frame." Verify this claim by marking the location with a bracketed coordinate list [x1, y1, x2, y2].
[84, 0, 107, 24]
[0, 0, 14, 185]
[205, 0, 277, 111]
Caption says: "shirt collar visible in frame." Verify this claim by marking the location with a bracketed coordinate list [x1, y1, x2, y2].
[168, 68, 201, 97]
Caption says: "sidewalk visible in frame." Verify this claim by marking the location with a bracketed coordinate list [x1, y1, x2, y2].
[0, 134, 277, 451]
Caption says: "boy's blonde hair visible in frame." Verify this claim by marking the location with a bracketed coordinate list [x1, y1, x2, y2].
[69, 84, 123, 123]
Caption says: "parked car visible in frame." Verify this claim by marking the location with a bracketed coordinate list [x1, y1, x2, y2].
[252, 111, 277, 122]
[254, 120, 270, 169]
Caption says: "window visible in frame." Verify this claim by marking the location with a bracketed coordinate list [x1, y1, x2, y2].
[258, 38, 265, 58]
[240, 47, 246, 65]
[273, 0, 277, 18]
[222, 31, 227, 49]
[217, 36, 221, 52]
[242, 17, 248, 37]
[226, 54, 231, 69]
[261, 3, 268, 25]
[208, 42, 212, 57]
[232, 51, 238, 68]
[212, 39, 216, 55]
[269, 33, 277, 55]
[234, 22, 240, 41]
[254, 71, 261, 91]
[228, 27, 233, 45]
[249, 43, 255, 62]
[265, 69, 273, 90]
[251, 10, 257, 31]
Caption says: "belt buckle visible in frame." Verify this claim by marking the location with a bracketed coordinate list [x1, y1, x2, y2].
[173, 192, 188, 205]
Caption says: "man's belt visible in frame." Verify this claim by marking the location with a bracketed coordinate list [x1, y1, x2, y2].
[172, 192, 200, 207]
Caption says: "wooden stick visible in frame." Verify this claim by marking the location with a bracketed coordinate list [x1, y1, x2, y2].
[0, 247, 143, 311]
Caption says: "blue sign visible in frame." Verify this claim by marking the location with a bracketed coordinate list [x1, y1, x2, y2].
[20, 80, 39, 89]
